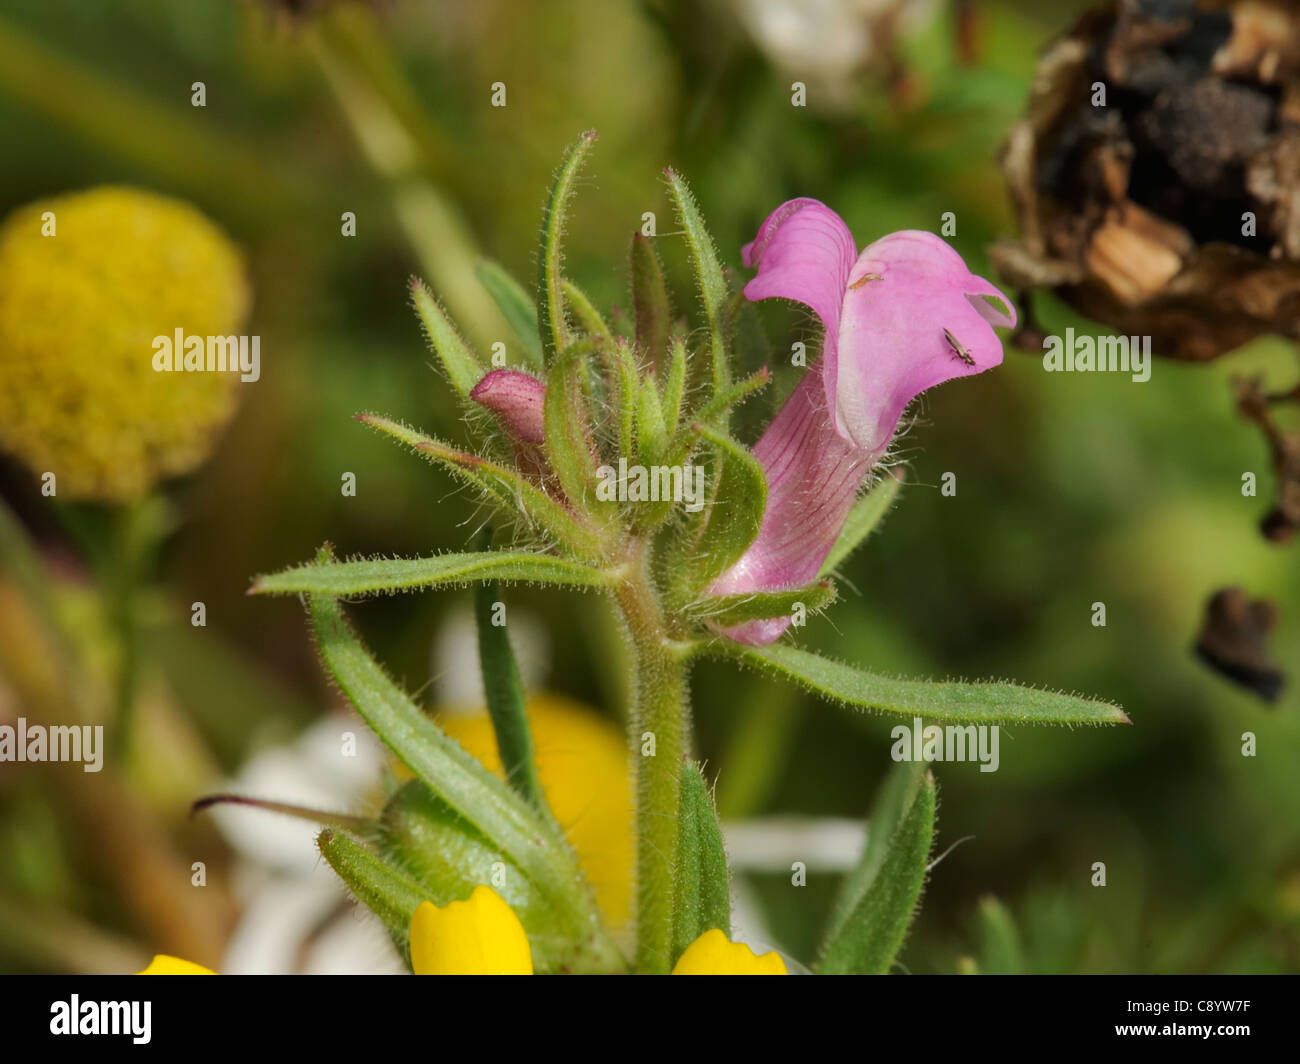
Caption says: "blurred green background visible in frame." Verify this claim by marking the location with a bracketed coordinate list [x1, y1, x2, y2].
[0, 0, 1297, 974]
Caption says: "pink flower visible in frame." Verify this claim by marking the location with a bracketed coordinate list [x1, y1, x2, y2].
[712, 199, 1016, 644]
[470, 369, 546, 444]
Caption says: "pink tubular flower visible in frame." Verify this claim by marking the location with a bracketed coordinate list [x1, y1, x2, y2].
[712, 198, 1016, 645]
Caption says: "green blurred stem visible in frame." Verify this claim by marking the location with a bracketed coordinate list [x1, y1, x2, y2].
[108, 523, 141, 760]
[307, 12, 505, 351]
[474, 575, 549, 814]
[716, 682, 802, 820]
[0, 16, 292, 225]
[63, 499, 169, 761]
[0, 497, 78, 675]
[613, 541, 691, 974]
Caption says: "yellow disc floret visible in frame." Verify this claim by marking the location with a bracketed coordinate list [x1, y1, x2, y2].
[0, 186, 250, 501]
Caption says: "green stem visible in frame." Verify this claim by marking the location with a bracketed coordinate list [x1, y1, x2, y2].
[306, 18, 505, 351]
[98, 499, 168, 761]
[615, 541, 691, 974]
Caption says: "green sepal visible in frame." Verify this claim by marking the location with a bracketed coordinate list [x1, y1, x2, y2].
[604, 336, 639, 463]
[689, 579, 835, 628]
[354, 413, 604, 557]
[317, 827, 427, 966]
[636, 374, 668, 469]
[378, 781, 596, 973]
[543, 340, 615, 524]
[819, 470, 904, 577]
[660, 367, 769, 471]
[664, 168, 730, 408]
[661, 336, 687, 434]
[562, 278, 615, 346]
[669, 425, 766, 599]
[689, 366, 770, 430]
[410, 278, 482, 397]
[475, 259, 543, 370]
[671, 761, 732, 964]
[816, 766, 936, 975]
[537, 131, 597, 361]
[631, 232, 671, 367]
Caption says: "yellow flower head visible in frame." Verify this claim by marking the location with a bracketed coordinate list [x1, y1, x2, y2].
[438, 693, 633, 929]
[410, 885, 533, 975]
[0, 186, 250, 501]
[671, 929, 788, 975]
[137, 955, 216, 975]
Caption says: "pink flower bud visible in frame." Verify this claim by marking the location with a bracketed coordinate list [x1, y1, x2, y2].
[470, 369, 546, 444]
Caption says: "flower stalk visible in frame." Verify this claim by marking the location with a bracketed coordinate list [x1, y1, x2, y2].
[613, 539, 693, 973]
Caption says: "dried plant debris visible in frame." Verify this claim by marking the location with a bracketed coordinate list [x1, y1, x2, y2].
[992, 0, 1300, 362]
[1194, 586, 1286, 701]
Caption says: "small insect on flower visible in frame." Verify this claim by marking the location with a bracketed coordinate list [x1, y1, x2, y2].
[944, 328, 976, 367]
[848, 272, 883, 289]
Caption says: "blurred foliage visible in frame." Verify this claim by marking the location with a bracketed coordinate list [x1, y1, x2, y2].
[0, 0, 1296, 973]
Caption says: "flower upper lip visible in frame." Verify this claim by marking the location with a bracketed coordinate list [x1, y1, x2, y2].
[742, 199, 1016, 455]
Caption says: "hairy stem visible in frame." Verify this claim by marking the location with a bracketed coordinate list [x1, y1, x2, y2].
[615, 541, 691, 973]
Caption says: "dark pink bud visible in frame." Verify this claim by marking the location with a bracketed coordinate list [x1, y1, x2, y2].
[470, 369, 546, 444]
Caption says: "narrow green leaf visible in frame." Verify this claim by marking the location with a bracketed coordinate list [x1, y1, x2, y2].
[354, 413, 604, 556]
[562, 278, 614, 346]
[538, 131, 597, 360]
[819, 469, 905, 577]
[687, 580, 835, 629]
[975, 895, 1026, 975]
[672, 762, 732, 964]
[664, 168, 730, 403]
[475, 259, 543, 369]
[410, 278, 482, 397]
[317, 828, 427, 963]
[474, 569, 549, 812]
[713, 642, 1131, 726]
[816, 770, 936, 974]
[661, 336, 687, 433]
[631, 232, 671, 364]
[309, 588, 622, 972]
[308, 589, 569, 895]
[823, 760, 925, 946]
[251, 550, 614, 597]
